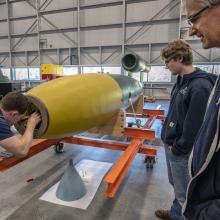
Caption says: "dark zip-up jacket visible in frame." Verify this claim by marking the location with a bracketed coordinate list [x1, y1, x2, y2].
[183, 76, 220, 220]
[161, 68, 216, 155]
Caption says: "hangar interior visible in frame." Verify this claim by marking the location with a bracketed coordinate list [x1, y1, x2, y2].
[0, 0, 219, 220]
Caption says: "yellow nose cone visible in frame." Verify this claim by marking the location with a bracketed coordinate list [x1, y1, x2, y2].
[25, 73, 122, 138]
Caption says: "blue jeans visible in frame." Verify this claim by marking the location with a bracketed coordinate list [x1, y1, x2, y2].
[165, 147, 190, 220]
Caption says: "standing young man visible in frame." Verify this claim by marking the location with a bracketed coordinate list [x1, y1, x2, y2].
[155, 39, 216, 220]
[0, 91, 41, 157]
[183, 1, 220, 219]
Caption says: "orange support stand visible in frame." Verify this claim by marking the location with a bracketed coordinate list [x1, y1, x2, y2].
[123, 127, 155, 140]
[144, 114, 156, 129]
[104, 138, 144, 197]
[62, 136, 157, 156]
[0, 107, 164, 198]
[62, 136, 156, 198]
[143, 108, 164, 117]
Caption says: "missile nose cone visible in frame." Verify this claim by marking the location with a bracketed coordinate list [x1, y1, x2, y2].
[56, 159, 87, 201]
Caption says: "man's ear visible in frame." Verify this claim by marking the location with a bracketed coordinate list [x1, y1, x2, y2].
[11, 110, 19, 117]
[177, 57, 183, 63]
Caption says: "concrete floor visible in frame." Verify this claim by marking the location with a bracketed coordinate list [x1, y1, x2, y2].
[0, 141, 173, 220]
[0, 101, 173, 220]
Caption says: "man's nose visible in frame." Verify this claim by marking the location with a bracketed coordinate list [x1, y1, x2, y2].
[188, 26, 197, 36]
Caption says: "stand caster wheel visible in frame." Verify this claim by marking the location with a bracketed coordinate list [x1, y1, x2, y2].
[144, 156, 156, 168]
[54, 143, 64, 154]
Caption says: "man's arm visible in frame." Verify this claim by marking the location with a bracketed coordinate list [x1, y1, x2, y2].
[0, 113, 41, 157]
[193, 200, 220, 220]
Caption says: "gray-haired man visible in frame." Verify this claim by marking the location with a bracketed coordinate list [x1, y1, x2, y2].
[183, 0, 220, 219]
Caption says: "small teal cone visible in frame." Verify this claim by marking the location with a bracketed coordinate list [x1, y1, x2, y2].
[56, 159, 87, 201]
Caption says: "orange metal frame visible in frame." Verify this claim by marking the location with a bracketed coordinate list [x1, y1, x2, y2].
[0, 108, 164, 198]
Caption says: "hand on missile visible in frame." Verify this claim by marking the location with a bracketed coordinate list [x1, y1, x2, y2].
[26, 112, 41, 129]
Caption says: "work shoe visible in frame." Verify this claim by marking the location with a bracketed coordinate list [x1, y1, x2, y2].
[155, 209, 173, 220]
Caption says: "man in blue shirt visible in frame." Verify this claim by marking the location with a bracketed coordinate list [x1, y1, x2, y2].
[0, 92, 40, 157]
[155, 39, 216, 220]
[183, 0, 220, 219]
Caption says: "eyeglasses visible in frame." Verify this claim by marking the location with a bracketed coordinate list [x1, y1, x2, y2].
[187, 6, 209, 26]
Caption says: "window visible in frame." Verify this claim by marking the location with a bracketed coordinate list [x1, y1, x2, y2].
[194, 65, 214, 74]
[63, 66, 79, 75]
[125, 72, 147, 82]
[29, 68, 41, 80]
[102, 66, 121, 75]
[123, 66, 171, 82]
[148, 66, 171, 82]
[1, 68, 11, 80]
[214, 65, 220, 75]
[194, 64, 220, 75]
[82, 66, 102, 74]
[14, 68, 28, 80]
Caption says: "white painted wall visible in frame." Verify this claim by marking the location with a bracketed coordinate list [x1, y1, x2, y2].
[81, 28, 122, 47]
[101, 46, 122, 65]
[12, 52, 27, 66]
[80, 0, 121, 6]
[0, 4, 6, 20]
[80, 48, 101, 65]
[0, 39, 9, 52]
[80, 5, 122, 27]
[59, 48, 70, 65]
[212, 48, 220, 62]
[41, 50, 59, 63]
[0, 54, 10, 66]
[127, 0, 179, 22]
[10, 19, 37, 35]
[41, 32, 78, 48]
[10, 1, 36, 17]
[27, 51, 40, 66]
[11, 36, 38, 51]
[39, 0, 76, 10]
[0, 0, 219, 67]
[0, 22, 8, 35]
[126, 23, 179, 44]
[40, 12, 77, 30]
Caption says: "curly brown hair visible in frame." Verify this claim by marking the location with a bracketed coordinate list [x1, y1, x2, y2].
[1, 91, 28, 114]
[161, 39, 193, 65]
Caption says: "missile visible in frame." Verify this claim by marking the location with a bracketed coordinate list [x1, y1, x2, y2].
[15, 73, 142, 138]
[122, 53, 151, 73]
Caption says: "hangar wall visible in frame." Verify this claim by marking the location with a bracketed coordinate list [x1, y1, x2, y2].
[0, 0, 219, 68]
